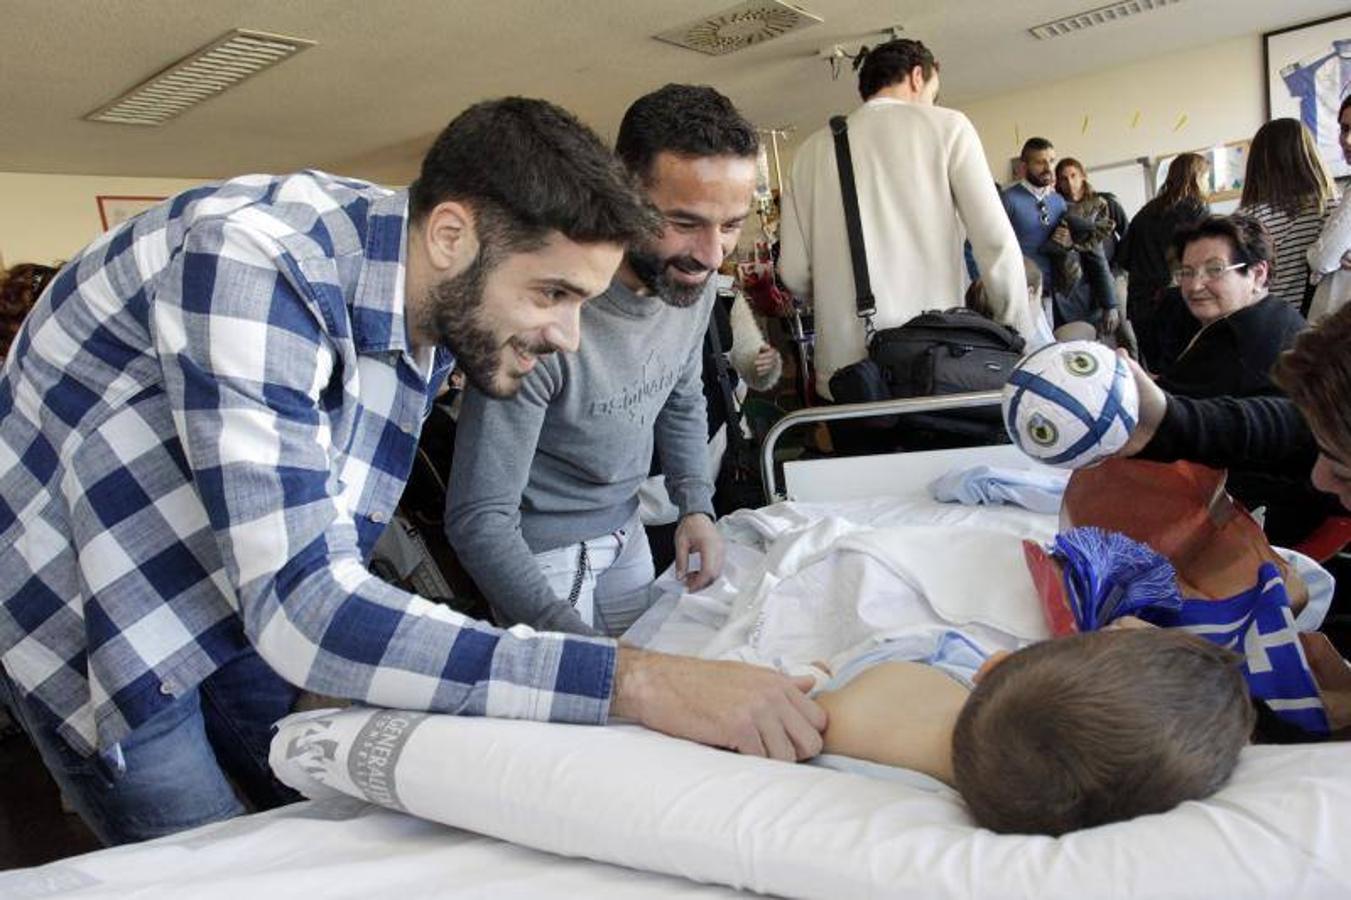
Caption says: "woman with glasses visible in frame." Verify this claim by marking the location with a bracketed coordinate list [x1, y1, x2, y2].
[1155, 214, 1305, 399]
[1237, 117, 1339, 313]
[1153, 213, 1323, 547]
[1117, 152, 1210, 368]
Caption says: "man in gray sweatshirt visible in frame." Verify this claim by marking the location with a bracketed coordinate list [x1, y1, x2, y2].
[446, 85, 758, 636]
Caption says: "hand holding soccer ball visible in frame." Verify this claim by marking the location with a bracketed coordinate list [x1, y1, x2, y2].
[1002, 341, 1140, 469]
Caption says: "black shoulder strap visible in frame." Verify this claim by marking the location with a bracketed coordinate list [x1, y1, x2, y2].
[705, 299, 750, 467]
[830, 115, 875, 324]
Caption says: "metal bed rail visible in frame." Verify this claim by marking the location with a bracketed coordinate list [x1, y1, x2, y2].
[759, 390, 1005, 503]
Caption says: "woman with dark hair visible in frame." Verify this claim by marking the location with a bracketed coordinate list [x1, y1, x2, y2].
[0, 262, 58, 361]
[1156, 214, 1304, 399]
[1307, 95, 1351, 323]
[1049, 158, 1122, 335]
[1237, 117, 1338, 311]
[1117, 152, 1209, 367]
[1154, 213, 1316, 545]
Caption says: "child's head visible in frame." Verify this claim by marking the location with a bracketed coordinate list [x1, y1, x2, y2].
[964, 260, 1043, 321]
[964, 278, 991, 318]
[951, 628, 1253, 836]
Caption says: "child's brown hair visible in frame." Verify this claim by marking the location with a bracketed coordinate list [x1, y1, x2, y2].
[952, 628, 1253, 835]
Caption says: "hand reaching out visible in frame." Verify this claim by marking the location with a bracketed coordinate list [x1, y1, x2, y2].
[1116, 350, 1166, 458]
[674, 512, 725, 592]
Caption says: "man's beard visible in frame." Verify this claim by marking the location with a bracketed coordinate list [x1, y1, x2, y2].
[1028, 169, 1054, 187]
[625, 247, 711, 308]
[423, 249, 553, 399]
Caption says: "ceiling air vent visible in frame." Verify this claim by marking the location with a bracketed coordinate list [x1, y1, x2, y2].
[1029, 0, 1184, 40]
[86, 29, 316, 126]
[655, 0, 822, 56]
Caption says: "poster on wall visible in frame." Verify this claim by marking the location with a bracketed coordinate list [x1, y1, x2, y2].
[1264, 13, 1351, 180]
[1154, 140, 1250, 204]
[96, 195, 165, 231]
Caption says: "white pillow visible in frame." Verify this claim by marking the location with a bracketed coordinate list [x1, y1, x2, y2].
[272, 707, 1351, 900]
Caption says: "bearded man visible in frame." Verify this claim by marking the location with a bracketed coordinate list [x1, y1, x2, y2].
[0, 96, 827, 848]
[446, 84, 758, 637]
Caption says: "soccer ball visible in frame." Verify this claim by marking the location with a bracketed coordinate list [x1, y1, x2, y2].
[1001, 341, 1139, 469]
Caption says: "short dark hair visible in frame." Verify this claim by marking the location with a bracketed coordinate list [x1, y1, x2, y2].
[1170, 213, 1274, 278]
[952, 628, 1253, 836]
[1020, 137, 1054, 161]
[1274, 302, 1351, 463]
[856, 38, 938, 101]
[615, 84, 759, 183]
[1341, 93, 1351, 119]
[409, 97, 659, 254]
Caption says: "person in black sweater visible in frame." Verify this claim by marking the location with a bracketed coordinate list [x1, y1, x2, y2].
[1156, 214, 1306, 398]
[1122, 302, 1351, 733]
[1151, 215, 1315, 541]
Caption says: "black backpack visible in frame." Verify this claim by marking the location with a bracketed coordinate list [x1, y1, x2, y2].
[870, 307, 1023, 399]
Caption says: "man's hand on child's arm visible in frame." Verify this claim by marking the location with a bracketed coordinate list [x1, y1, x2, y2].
[610, 647, 827, 761]
[1299, 632, 1351, 734]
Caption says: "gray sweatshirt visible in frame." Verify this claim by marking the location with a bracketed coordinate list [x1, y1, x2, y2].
[444, 277, 716, 635]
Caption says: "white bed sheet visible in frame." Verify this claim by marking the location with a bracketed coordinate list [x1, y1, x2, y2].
[632, 491, 1060, 659]
[0, 795, 740, 899]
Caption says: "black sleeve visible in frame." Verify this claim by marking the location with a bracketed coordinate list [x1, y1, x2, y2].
[1138, 393, 1318, 478]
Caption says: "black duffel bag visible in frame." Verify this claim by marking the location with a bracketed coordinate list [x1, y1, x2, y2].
[829, 308, 1023, 438]
[870, 307, 1023, 398]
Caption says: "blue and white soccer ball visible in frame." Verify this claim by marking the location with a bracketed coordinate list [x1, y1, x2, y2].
[1001, 341, 1139, 469]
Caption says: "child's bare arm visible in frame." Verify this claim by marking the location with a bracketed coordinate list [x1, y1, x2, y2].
[816, 661, 971, 784]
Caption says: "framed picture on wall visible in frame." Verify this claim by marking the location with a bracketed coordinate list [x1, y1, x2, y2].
[96, 195, 165, 231]
[1153, 140, 1250, 203]
[1264, 13, 1351, 180]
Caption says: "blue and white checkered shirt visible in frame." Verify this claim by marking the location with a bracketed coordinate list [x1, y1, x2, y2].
[0, 171, 617, 756]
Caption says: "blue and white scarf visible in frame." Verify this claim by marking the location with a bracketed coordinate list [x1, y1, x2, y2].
[1053, 527, 1329, 735]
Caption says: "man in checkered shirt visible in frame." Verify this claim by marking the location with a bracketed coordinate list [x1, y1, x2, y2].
[0, 98, 827, 846]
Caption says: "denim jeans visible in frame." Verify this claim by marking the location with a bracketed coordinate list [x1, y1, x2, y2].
[0, 648, 301, 846]
[532, 508, 656, 637]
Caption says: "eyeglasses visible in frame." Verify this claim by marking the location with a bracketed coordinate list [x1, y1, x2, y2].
[1171, 261, 1245, 285]
[1035, 198, 1050, 226]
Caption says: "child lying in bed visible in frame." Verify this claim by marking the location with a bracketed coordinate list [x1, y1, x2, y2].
[815, 626, 1254, 836]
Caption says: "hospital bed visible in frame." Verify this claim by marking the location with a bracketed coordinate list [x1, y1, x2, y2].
[4, 395, 1349, 900]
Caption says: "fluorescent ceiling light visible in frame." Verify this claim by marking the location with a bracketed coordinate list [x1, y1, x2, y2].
[1029, 0, 1185, 40]
[86, 29, 315, 126]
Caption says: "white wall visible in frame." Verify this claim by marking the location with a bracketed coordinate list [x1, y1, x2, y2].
[957, 35, 1266, 181]
[2, 34, 1273, 268]
[0, 172, 207, 267]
